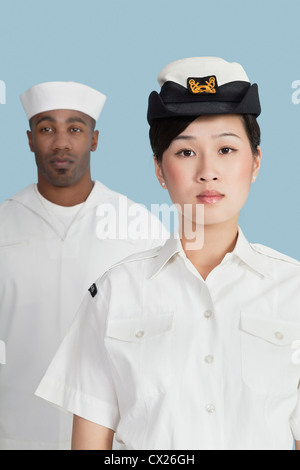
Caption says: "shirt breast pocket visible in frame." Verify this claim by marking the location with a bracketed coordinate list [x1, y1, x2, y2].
[240, 312, 300, 397]
[105, 313, 174, 398]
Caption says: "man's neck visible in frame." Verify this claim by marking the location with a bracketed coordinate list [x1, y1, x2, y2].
[37, 177, 94, 207]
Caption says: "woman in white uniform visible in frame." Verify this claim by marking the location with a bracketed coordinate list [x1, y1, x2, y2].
[36, 57, 300, 450]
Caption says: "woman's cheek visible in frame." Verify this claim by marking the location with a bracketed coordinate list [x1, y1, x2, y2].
[163, 161, 188, 188]
[224, 158, 254, 185]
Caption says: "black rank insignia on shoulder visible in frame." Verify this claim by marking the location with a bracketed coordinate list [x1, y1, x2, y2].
[187, 75, 218, 95]
[88, 283, 98, 298]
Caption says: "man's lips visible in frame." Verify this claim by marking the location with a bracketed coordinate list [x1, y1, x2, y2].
[49, 158, 74, 169]
[197, 190, 225, 204]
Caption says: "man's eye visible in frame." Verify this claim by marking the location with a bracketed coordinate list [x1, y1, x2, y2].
[71, 127, 82, 133]
[176, 149, 196, 157]
[40, 127, 53, 133]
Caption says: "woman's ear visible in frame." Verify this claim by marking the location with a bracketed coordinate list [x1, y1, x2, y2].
[154, 156, 166, 188]
[252, 146, 262, 182]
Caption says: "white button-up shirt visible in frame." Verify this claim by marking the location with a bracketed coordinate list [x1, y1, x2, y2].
[0, 181, 168, 450]
[36, 229, 300, 450]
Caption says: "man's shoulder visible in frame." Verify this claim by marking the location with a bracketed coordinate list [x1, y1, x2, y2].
[0, 185, 35, 211]
[93, 181, 151, 211]
[93, 180, 169, 240]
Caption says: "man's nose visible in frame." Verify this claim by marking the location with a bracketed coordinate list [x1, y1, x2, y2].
[51, 130, 72, 151]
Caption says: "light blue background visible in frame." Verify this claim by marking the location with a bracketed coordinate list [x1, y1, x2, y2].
[0, 0, 299, 258]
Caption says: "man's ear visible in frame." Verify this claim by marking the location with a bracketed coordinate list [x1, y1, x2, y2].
[91, 130, 99, 152]
[27, 130, 34, 152]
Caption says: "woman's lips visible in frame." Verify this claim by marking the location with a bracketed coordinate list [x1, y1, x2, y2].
[197, 190, 225, 204]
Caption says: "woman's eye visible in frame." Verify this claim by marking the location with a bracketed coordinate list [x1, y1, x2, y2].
[219, 147, 235, 155]
[177, 149, 196, 157]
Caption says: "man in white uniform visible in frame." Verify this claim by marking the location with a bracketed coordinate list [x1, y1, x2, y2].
[0, 81, 168, 449]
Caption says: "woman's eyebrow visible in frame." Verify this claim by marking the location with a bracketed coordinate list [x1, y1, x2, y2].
[173, 132, 241, 142]
[212, 132, 241, 139]
[173, 135, 197, 141]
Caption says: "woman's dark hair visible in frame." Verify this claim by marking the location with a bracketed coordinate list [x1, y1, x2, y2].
[150, 114, 261, 162]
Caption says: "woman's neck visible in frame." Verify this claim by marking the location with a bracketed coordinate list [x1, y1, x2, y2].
[181, 218, 239, 280]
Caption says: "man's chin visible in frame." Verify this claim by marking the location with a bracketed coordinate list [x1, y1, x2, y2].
[46, 176, 77, 188]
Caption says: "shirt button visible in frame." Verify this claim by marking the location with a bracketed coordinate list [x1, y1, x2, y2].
[205, 404, 215, 414]
[204, 310, 213, 319]
[275, 331, 284, 340]
[204, 355, 214, 364]
[135, 330, 145, 339]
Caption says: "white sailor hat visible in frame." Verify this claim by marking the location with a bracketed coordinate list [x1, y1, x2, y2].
[20, 81, 106, 121]
[147, 57, 261, 124]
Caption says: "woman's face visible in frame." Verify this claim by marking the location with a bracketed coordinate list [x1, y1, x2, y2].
[155, 114, 261, 228]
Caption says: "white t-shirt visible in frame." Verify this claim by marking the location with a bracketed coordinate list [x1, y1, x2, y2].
[36, 228, 300, 450]
[35, 186, 84, 239]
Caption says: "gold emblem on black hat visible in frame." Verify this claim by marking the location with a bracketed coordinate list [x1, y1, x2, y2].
[188, 76, 217, 94]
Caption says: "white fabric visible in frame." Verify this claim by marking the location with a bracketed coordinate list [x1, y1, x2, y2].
[35, 187, 84, 239]
[0, 340, 5, 365]
[36, 229, 300, 450]
[0, 181, 168, 450]
[158, 57, 250, 88]
[20, 81, 106, 121]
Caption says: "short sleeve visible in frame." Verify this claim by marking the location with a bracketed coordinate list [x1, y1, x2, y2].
[291, 387, 300, 441]
[35, 282, 119, 431]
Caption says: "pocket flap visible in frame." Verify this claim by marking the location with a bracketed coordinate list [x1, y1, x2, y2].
[0, 340, 6, 364]
[106, 313, 174, 343]
[240, 312, 300, 346]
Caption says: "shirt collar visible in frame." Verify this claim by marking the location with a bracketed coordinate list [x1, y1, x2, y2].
[232, 228, 273, 279]
[148, 227, 273, 280]
[148, 232, 182, 279]
[9, 181, 108, 220]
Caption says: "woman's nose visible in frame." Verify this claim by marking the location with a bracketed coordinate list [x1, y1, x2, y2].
[196, 155, 220, 182]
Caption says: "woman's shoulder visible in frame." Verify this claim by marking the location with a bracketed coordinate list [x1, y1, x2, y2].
[250, 242, 300, 270]
[97, 245, 162, 283]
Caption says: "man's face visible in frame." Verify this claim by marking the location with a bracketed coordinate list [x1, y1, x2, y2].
[27, 109, 99, 187]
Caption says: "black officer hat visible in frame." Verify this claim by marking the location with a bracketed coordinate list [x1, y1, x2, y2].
[147, 57, 261, 125]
